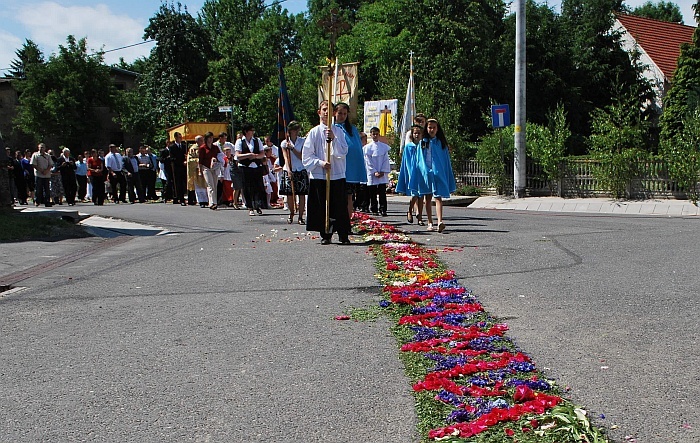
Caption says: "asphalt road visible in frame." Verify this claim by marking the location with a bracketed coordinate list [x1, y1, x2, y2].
[1, 200, 698, 443]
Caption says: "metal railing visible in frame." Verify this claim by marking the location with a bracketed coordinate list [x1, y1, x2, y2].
[457, 158, 696, 199]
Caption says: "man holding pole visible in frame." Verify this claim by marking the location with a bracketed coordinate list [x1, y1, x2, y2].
[302, 100, 350, 245]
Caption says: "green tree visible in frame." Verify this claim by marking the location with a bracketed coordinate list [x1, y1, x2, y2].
[659, 110, 700, 202]
[13, 35, 116, 149]
[6, 39, 44, 79]
[631, 1, 684, 24]
[588, 91, 650, 198]
[498, 1, 571, 129]
[117, 2, 213, 145]
[527, 104, 571, 194]
[560, 0, 652, 139]
[659, 28, 700, 141]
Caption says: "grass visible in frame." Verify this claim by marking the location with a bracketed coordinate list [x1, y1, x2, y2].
[0, 209, 90, 242]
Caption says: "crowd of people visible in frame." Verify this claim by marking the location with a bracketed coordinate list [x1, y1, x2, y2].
[5, 104, 456, 242]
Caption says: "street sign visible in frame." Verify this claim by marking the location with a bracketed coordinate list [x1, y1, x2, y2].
[218, 106, 233, 113]
[491, 104, 510, 128]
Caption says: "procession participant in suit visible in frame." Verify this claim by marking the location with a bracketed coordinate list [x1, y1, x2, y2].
[302, 100, 350, 245]
[123, 147, 145, 203]
[137, 145, 157, 201]
[169, 132, 188, 205]
[234, 123, 266, 216]
[105, 144, 126, 203]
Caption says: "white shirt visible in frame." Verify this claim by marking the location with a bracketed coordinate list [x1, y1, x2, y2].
[234, 137, 261, 168]
[302, 123, 348, 180]
[280, 136, 306, 172]
[363, 141, 391, 185]
[105, 152, 123, 171]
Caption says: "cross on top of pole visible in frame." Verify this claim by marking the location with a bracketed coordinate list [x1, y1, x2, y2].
[318, 9, 349, 62]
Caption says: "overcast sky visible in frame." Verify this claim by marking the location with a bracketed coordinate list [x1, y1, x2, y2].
[0, 0, 695, 74]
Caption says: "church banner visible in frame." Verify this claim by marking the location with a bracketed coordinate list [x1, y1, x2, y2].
[363, 99, 398, 136]
[319, 62, 359, 123]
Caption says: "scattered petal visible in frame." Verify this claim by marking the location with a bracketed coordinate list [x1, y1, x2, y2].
[334, 315, 351, 320]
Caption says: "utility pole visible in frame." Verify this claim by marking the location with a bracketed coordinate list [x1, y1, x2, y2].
[514, 0, 526, 198]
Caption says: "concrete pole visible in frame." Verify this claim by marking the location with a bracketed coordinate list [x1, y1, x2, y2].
[514, 0, 526, 198]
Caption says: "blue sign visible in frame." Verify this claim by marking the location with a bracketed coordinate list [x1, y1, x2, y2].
[491, 104, 510, 128]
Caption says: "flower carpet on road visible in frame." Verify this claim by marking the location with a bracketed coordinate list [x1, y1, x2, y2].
[351, 212, 608, 443]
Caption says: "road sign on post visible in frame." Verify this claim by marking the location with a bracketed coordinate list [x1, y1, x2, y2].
[491, 104, 510, 128]
[218, 105, 235, 136]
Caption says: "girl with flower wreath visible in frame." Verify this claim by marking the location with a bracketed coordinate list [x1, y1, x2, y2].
[413, 118, 456, 232]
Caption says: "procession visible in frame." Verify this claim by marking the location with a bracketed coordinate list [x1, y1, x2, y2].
[6, 107, 457, 244]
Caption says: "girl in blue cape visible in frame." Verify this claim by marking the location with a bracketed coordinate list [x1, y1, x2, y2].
[413, 118, 456, 232]
[334, 102, 367, 218]
[396, 124, 430, 226]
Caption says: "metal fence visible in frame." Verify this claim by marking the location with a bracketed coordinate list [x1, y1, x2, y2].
[457, 158, 695, 199]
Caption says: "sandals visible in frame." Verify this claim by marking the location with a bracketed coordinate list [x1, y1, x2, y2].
[287, 215, 294, 224]
[210, 204, 217, 210]
[417, 218, 425, 226]
[426, 223, 436, 231]
[407, 210, 414, 224]
[438, 222, 446, 233]
[298, 218, 305, 225]
[249, 210, 255, 216]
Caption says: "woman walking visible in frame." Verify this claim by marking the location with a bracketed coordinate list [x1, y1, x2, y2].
[279, 121, 308, 224]
[198, 132, 221, 210]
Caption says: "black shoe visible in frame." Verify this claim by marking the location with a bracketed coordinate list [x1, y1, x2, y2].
[321, 238, 332, 245]
[381, 212, 387, 217]
[256, 208, 262, 215]
[339, 237, 351, 245]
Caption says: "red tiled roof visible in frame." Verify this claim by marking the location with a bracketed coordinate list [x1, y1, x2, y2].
[616, 13, 695, 80]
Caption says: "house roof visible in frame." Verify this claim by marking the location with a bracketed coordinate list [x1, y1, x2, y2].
[616, 13, 695, 81]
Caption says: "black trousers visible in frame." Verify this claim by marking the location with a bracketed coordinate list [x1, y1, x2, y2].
[126, 172, 144, 202]
[109, 171, 127, 202]
[35, 176, 51, 205]
[241, 166, 266, 210]
[91, 175, 106, 205]
[368, 184, 387, 214]
[76, 175, 87, 201]
[62, 173, 77, 205]
[306, 178, 351, 239]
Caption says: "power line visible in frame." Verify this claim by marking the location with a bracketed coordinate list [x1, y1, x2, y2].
[1, 0, 296, 72]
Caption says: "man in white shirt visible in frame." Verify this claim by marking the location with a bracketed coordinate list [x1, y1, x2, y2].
[104, 144, 126, 203]
[302, 101, 350, 245]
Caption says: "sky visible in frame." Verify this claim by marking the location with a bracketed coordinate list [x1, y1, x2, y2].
[0, 0, 696, 75]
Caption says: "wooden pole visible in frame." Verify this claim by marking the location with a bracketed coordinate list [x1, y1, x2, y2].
[325, 65, 334, 234]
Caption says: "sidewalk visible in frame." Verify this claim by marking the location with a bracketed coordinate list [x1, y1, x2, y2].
[387, 194, 700, 216]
